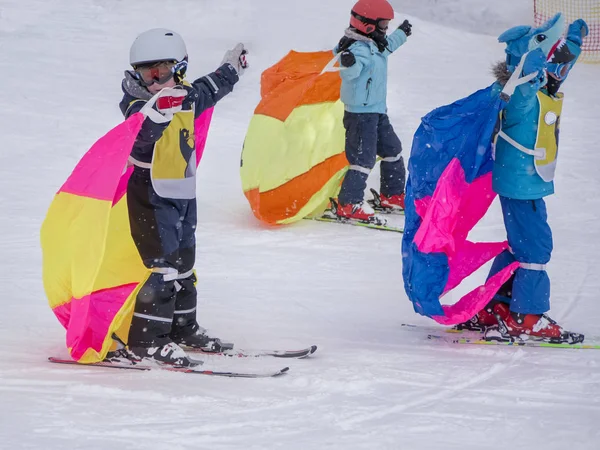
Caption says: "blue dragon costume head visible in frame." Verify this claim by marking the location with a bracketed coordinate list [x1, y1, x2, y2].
[498, 13, 566, 72]
[498, 13, 589, 94]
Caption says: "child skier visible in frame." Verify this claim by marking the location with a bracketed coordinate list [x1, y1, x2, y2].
[458, 19, 589, 344]
[118, 28, 247, 366]
[333, 0, 412, 222]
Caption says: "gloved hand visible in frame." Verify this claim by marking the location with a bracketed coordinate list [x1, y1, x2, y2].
[399, 19, 412, 37]
[337, 36, 356, 52]
[522, 48, 547, 76]
[567, 19, 589, 46]
[340, 50, 356, 67]
[143, 87, 187, 123]
[221, 43, 249, 75]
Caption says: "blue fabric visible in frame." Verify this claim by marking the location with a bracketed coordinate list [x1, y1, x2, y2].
[488, 197, 553, 314]
[338, 112, 404, 205]
[337, 29, 407, 114]
[402, 86, 506, 318]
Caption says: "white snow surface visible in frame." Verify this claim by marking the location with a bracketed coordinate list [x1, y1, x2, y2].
[1, 0, 599, 449]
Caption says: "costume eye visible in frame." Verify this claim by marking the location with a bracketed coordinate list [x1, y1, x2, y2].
[536, 34, 547, 43]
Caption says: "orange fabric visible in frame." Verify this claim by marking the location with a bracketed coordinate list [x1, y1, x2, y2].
[245, 152, 348, 224]
[256, 51, 341, 121]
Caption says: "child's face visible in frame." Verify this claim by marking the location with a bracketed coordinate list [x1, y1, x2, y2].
[147, 77, 176, 94]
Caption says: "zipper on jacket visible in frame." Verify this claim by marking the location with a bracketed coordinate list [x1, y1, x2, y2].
[364, 78, 372, 106]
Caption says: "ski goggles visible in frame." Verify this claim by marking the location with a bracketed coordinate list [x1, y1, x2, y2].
[377, 20, 390, 31]
[351, 11, 392, 32]
[134, 60, 187, 86]
[547, 61, 572, 80]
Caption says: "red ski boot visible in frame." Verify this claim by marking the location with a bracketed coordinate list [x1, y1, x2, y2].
[454, 299, 510, 332]
[487, 312, 585, 344]
[336, 200, 376, 222]
[379, 193, 405, 211]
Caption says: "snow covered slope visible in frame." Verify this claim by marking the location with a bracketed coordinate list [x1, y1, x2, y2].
[0, 0, 599, 449]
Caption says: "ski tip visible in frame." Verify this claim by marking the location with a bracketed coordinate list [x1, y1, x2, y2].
[296, 345, 318, 359]
[277, 367, 291, 376]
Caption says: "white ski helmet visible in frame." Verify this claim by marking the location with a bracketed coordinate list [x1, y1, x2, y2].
[129, 28, 187, 67]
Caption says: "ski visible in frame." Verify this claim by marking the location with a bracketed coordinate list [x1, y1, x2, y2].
[426, 332, 600, 349]
[185, 344, 318, 359]
[307, 198, 403, 233]
[400, 323, 600, 349]
[307, 215, 403, 233]
[48, 357, 290, 378]
[367, 188, 405, 215]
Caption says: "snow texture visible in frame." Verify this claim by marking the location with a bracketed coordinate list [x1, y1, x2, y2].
[0, 0, 599, 449]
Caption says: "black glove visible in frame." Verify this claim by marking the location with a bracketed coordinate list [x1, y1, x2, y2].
[340, 50, 356, 67]
[337, 36, 356, 52]
[399, 19, 412, 37]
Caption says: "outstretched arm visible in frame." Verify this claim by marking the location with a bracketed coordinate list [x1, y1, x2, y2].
[386, 21, 411, 53]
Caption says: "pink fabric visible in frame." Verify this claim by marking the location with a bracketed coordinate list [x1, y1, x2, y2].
[413, 157, 513, 324]
[445, 241, 509, 294]
[414, 158, 497, 256]
[112, 166, 133, 206]
[194, 108, 214, 165]
[60, 114, 145, 201]
[432, 262, 519, 325]
[53, 284, 138, 360]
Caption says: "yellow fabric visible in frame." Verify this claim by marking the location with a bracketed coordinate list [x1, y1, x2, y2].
[241, 100, 345, 193]
[41, 193, 111, 308]
[535, 91, 563, 167]
[94, 196, 148, 290]
[42, 193, 149, 310]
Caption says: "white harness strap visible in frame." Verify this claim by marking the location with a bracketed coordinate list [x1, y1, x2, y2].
[320, 52, 344, 75]
[128, 156, 153, 169]
[500, 51, 539, 98]
[498, 131, 546, 159]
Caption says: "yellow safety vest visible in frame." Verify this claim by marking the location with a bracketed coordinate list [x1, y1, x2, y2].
[533, 91, 563, 182]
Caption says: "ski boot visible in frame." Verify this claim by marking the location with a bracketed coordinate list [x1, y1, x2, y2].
[454, 299, 510, 332]
[486, 312, 585, 344]
[124, 341, 197, 367]
[368, 188, 405, 214]
[173, 327, 234, 353]
[331, 198, 387, 226]
[379, 193, 405, 212]
[336, 200, 375, 221]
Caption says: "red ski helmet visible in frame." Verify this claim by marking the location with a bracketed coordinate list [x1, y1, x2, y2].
[350, 0, 395, 34]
